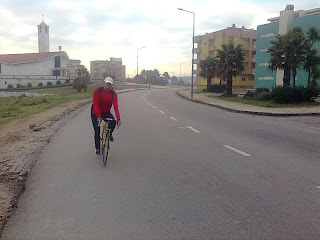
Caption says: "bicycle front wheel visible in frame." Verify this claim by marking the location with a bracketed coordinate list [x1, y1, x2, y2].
[103, 131, 110, 166]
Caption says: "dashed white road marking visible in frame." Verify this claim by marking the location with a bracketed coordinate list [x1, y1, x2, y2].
[148, 103, 151, 106]
[223, 145, 251, 157]
[316, 186, 320, 189]
[152, 106, 156, 109]
[187, 126, 200, 133]
[159, 110, 164, 114]
[170, 117, 177, 121]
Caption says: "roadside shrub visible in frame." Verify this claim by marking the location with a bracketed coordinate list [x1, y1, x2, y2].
[38, 82, 43, 87]
[56, 80, 61, 85]
[66, 79, 70, 83]
[208, 84, 226, 93]
[16, 84, 22, 88]
[254, 91, 272, 101]
[46, 81, 52, 86]
[243, 91, 255, 100]
[271, 86, 298, 103]
[255, 88, 270, 93]
[27, 83, 32, 88]
[304, 85, 319, 101]
[7, 84, 14, 89]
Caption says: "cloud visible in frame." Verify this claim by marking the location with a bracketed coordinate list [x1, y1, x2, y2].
[1, 0, 320, 76]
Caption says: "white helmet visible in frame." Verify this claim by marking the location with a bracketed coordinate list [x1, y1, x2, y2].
[104, 77, 113, 84]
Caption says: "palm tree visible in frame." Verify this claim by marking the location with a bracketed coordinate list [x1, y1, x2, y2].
[215, 43, 245, 96]
[268, 33, 292, 86]
[303, 27, 320, 85]
[289, 27, 307, 86]
[199, 57, 216, 90]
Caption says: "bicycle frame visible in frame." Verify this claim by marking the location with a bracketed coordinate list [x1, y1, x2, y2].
[99, 118, 115, 166]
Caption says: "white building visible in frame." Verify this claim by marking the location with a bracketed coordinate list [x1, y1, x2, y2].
[0, 52, 71, 89]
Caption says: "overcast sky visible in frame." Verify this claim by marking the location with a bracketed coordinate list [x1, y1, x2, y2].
[1, 0, 320, 77]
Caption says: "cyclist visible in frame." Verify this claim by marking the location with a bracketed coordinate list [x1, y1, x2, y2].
[91, 77, 121, 155]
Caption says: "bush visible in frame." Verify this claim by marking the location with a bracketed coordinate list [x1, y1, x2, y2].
[17, 84, 22, 88]
[271, 86, 318, 103]
[7, 84, 14, 89]
[243, 91, 256, 100]
[56, 80, 61, 85]
[27, 83, 32, 88]
[255, 88, 270, 93]
[208, 84, 227, 93]
[254, 91, 272, 101]
[66, 79, 70, 83]
[46, 81, 52, 86]
[38, 82, 43, 87]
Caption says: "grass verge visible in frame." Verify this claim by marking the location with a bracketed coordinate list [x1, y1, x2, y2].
[208, 95, 320, 108]
[0, 84, 133, 126]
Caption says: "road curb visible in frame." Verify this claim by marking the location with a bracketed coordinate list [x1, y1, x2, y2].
[176, 91, 320, 117]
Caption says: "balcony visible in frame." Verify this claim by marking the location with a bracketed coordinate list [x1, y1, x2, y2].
[208, 45, 215, 52]
[194, 47, 200, 54]
[194, 36, 201, 43]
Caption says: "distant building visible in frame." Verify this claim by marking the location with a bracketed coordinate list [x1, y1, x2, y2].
[194, 24, 256, 89]
[90, 58, 126, 82]
[255, 5, 320, 89]
[68, 59, 87, 77]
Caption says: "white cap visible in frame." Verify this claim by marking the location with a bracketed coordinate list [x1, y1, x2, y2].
[104, 77, 113, 84]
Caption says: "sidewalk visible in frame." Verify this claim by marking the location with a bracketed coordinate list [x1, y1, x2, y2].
[177, 90, 320, 116]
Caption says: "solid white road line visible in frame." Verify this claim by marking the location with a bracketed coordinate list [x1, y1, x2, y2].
[223, 145, 251, 157]
[152, 106, 156, 109]
[170, 117, 177, 121]
[148, 103, 151, 105]
[187, 126, 200, 133]
[159, 110, 164, 114]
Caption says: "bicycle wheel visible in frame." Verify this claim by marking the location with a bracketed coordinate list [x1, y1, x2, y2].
[100, 127, 105, 155]
[103, 130, 110, 166]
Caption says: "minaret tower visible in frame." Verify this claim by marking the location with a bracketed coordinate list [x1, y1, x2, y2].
[38, 15, 50, 52]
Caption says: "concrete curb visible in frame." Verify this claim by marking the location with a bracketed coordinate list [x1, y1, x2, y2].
[176, 91, 320, 117]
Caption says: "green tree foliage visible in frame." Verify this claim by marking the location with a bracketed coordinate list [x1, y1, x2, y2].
[268, 26, 320, 87]
[215, 43, 245, 96]
[199, 57, 216, 90]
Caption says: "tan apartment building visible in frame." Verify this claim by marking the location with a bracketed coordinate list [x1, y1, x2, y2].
[194, 24, 256, 89]
[90, 57, 126, 82]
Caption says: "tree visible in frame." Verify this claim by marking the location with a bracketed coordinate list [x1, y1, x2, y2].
[303, 27, 320, 85]
[289, 27, 307, 86]
[268, 33, 291, 86]
[215, 43, 245, 96]
[199, 57, 216, 90]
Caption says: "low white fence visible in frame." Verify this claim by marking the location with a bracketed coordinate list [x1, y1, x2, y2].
[0, 75, 77, 89]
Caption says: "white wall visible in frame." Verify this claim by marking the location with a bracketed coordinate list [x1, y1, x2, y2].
[1, 58, 55, 75]
[0, 76, 72, 89]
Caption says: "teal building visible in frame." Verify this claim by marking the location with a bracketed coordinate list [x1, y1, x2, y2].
[255, 5, 320, 89]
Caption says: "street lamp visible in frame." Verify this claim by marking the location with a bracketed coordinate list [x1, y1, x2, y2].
[95, 70, 97, 81]
[178, 8, 195, 98]
[137, 46, 145, 76]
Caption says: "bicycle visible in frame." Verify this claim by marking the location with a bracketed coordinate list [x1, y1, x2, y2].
[99, 118, 116, 166]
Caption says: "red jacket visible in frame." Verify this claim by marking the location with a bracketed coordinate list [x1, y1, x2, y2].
[92, 88, 120, 120]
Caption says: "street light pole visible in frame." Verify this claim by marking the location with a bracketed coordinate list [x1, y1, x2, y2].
[178, 8, 195, 98]
[137, 46, 145, 76]
[137, 46, 145, 89]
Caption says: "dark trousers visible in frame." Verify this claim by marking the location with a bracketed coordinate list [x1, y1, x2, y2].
[91, 111, 116, 150]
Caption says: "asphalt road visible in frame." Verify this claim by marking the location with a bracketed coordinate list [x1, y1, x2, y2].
[2, 89, 320, 239]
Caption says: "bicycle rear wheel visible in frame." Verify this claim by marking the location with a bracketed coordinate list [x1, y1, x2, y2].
[103, 131, 110, 166]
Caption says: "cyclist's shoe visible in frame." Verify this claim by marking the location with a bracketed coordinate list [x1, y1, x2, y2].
[95, 149, 100, 155]
[110, 134, 114, 142]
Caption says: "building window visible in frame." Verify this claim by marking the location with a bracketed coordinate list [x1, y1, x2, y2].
[242, 77, 246, 81]
[39, 27, 42, 33]
[55, 56, 61, 68]
[251, 63, 255, 69]
[228, 37, 234, 43]
[45, 27, 48, 33]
